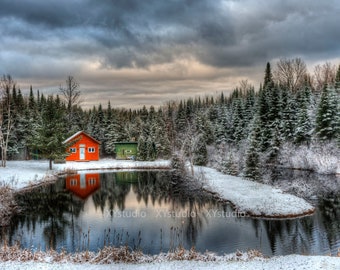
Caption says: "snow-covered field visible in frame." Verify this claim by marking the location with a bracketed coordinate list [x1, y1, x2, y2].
[0, 254, 339, 270]
[195, 166, 315, 217]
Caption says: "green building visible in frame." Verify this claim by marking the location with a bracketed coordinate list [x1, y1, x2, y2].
[114, 142, 138, 160]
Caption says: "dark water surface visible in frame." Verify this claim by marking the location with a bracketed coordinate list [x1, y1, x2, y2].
[1, 170, 339, 256]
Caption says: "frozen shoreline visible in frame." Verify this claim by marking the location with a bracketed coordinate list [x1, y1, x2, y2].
[195, 166, 315, 218]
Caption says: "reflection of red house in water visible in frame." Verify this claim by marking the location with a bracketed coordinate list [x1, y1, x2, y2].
[66, 173, 100, 199]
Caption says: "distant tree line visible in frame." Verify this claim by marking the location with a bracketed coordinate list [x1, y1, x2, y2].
[0, 59, 339, 176]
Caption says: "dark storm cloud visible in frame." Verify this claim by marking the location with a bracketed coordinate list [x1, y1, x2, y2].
[1, 0, 339, 108]
[2, 0, 339, 71]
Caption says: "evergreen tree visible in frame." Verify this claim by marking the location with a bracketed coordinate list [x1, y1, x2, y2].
[315, 84, 339, 141]
[137, 135, 147, 161]
[263, 62, 273, 89]
[281, 91, 298, 141]
[244, 117, 262, 180]
[28, 86, 36, 111]
[192, 134, 207, 166]
[335, 65, 340, 91]
[223, 153, 238, 176]
[335, 65, 340, 145]
[28, 96, 68, 169]
[257, 83, 271, 151]
[294, 82, 312, 145]
[175, 100, 186, 132]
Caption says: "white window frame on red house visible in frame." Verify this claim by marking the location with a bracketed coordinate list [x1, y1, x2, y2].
[70, 148, 77, 153]
[88, 147, 95, 153]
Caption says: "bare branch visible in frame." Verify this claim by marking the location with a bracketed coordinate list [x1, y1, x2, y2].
[273, 58, 307, 92]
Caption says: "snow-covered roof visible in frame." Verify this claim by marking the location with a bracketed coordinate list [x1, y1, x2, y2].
[63, 131, 100, 144]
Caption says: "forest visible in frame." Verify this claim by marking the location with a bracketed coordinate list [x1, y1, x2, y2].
[0, 58, 339, 177]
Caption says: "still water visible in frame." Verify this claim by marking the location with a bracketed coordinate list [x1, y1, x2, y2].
[1, 171, 339, 256]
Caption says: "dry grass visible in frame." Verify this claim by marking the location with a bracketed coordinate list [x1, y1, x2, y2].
[0, 243, 267, 264]
[0, 185, 17, 227]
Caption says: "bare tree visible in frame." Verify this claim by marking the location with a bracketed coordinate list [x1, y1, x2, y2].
[273, 58, 307, 92]
[0, 75, 15, 167]
[313, 62, 337, 91]
[59, 76, 81, 127]
[238, 80, 253, 94]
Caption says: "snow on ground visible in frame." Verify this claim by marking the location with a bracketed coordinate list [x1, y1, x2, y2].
[0, 159, 171, 190]
[0, 255, 339, 270]
[195, 166, 315, 217]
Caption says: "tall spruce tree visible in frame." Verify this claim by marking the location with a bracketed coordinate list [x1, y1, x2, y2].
[294, 82, 312, 144]
[244, 117, 262, 180]
[315, 84, 339, 141]
[264, 62, 273, 89]
[28, 96, 68, 169]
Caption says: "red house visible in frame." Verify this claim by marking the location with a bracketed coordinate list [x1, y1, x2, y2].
[66, 173, 100, 199]
[64, 131, 100, 161]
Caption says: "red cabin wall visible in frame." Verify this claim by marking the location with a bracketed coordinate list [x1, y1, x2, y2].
[65, 133, 100, 161]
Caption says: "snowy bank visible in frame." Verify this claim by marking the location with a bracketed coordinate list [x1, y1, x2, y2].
[0, 159, 171, 190]
[196, 166, 315, 218]
[0, 254, 339, 270]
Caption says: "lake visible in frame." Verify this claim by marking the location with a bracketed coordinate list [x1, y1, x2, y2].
[1, 170, 339, 256]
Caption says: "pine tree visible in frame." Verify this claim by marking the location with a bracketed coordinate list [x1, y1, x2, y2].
[244, 117, 262, 180]
[192, 133, 207, 166]
[257, 84, 271, 151]
[28, 96, 68, 169]
[263, 62, 273, 89]
[137, 135, 147, 161]
[223, 153, 238, 175]
[281, 91, 298, 141]
[28, 86, 36, 111]
[335, 65, 340, 145]
[175, 100, 186, 132]
[294, 82, 312, 145]
[151, 109, 171, 158]
[315, 84, 339, 141]
[231, 99, 244, 144]
[335, 65, 340, 91]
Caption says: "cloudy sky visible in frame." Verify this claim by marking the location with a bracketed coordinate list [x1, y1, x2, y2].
[1, 0, 339, 109]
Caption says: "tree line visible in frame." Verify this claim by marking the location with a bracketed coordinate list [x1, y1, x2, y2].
[0, 59, 339, 176]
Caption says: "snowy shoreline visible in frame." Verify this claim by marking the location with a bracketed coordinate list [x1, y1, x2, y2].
[1, 159, 315, 217]
[0, 159, 172, 190]
[195, 166, 315, 218]
[0, 251, 339, 270]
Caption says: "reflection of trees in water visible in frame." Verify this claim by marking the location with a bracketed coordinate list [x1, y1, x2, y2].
[261, 217, 314, 255]
[91, 171, 218, 248]
[250, 194, 339, 255]
[250, 169, 340, 255]
[9, 179, 84, 250]
[3, 171, 219, 252]
[92, 173, 131, 212]
[317, 193, 340, 253]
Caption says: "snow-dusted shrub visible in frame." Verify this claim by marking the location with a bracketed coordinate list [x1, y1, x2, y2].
[207, 143, 246, 176]
[279, 141, 339, 174]
[0, 185, 17, 226]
